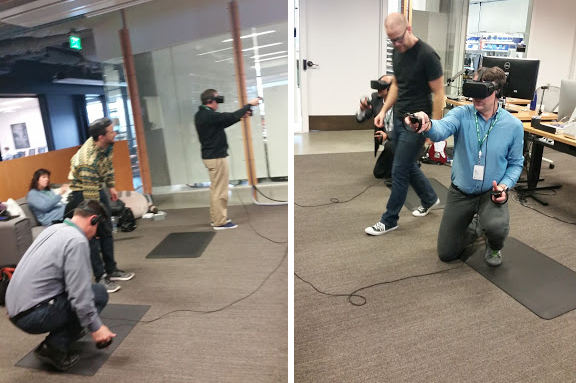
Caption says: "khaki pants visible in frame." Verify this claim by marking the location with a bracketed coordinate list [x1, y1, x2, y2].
[202, 158, 229, 226]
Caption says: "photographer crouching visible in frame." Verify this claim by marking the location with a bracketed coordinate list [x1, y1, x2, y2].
[356, 75, 395, 185]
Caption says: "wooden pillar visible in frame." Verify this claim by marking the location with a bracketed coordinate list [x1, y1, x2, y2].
[118, 9, 153, 195]
[229, 0, 258, 187]
[402, 0, 412, 25]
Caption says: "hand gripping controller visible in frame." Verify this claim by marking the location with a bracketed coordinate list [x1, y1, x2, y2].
[402, 113, 422, 132]
[96, 338, 113, 349]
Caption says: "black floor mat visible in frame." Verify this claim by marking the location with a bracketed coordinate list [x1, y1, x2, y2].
[15, 304, 150, 376]
[146, 231, 215, 259]
[387, 177, 448, 211]
[464, 237, 576, 320]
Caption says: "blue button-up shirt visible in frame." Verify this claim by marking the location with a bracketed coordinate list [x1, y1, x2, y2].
[425, 104, 524, 194]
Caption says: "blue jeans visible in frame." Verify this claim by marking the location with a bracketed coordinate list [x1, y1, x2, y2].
[67, 191, 117, 280]
[380, 119, 437, 227]
[11, 284, 108, 351]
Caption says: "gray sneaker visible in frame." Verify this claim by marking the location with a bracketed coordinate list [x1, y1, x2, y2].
[99, 276, 121, 293]
[485, 246, 502, 267]
[108, 269, 135, 281]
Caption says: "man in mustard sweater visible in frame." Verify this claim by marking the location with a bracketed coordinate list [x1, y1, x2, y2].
[66, 117, 134, 293]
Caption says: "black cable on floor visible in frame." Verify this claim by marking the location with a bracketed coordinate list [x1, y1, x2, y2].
[253, 184, 287, 203]
[512, 192, 576, 225]
[295, 262, 466, 306]
[101, 183, 288, 325]
[102, 247, 288, 326]
[294, 180, 382, 207]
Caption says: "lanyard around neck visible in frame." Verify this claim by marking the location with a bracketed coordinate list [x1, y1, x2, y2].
[474, 108, 500, 161]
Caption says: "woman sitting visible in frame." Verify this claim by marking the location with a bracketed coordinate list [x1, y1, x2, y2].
[27, 168, 69, 226]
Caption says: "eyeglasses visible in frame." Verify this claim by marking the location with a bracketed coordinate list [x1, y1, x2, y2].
[389, 28, 407, 44]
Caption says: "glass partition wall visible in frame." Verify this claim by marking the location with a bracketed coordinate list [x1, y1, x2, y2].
[123, 21, 288, 194]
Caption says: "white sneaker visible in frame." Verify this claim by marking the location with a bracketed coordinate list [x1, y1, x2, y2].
[365, 221, 398, 236]
[412, 198, 440, 217]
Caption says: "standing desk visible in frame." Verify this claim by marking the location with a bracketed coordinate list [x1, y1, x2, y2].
[518, 122, 576, 205]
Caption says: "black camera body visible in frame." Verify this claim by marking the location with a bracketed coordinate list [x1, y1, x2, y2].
[371, 80, 391, 91]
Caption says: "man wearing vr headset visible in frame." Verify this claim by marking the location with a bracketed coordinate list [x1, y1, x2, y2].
[404, 66, 524, 267]
[356, 75, 395, 184]
[6, 200, 116, 371]
[195, 89, 261, 230]
[365, 12, 444, 236]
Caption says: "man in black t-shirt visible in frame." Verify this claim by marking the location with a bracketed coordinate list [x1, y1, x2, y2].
[365, 12, 445, 236]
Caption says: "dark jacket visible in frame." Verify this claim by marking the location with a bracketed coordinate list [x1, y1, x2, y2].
[194, 104, 252, 159]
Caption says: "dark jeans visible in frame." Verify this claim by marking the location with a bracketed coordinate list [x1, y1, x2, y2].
[11, 284, 108, 351]
[66, 190, 117, 280]
[380, 119, 437, 227]
[437, 186, 510, 262]
[373, 140, 395, 179]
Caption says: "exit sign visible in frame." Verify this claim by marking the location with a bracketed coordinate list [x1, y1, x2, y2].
[69, 35, 82, 50]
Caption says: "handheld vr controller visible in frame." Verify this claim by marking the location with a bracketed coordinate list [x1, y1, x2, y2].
[402, 113, 422, 132]
[96, 338, 113, 349]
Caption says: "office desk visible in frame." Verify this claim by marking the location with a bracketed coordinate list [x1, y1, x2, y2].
[518, 122, 576, 205]
[506, 97, 532, 105]
[445, 98, 557, 122]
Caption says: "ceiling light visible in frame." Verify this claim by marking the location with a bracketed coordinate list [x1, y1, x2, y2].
[0, 98, 35, 106]
[254, 55, 288, 63]
[221, 30, 275, 42]
[197, 47, 233, 56]
[251, 50, 287, 59]
[242, 42, 283, 52]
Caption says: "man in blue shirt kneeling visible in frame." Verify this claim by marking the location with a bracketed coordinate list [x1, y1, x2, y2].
[404, 66, 524, 267]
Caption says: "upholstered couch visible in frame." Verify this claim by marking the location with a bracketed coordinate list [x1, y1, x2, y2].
[0, 198, 46, 266]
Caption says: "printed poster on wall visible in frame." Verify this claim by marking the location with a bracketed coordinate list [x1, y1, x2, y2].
[11, 122, 30, 149]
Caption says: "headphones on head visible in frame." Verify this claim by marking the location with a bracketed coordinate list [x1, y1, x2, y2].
[77, 200, 107, 226]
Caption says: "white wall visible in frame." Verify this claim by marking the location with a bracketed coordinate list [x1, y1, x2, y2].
[0, 104, 46, 155]
[299, 0, 386, 118]
[467, 0, 530, 35]
[526, 0, 576, 87]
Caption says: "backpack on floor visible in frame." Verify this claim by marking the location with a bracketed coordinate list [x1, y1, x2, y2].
[118, 207, 137, 232]
[0, 266, 16, 307]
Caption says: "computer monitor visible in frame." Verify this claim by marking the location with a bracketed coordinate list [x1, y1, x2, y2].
[480, 56, 540, 100]
[558, 79, 576, 121]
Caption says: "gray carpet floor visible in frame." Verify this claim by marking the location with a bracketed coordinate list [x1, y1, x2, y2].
[1, 204, 287, 382]
[295, 148, 576, 383]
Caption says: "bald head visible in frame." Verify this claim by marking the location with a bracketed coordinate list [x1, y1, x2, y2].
[385, 12, 408, 29]
[385, 12, 416, 52]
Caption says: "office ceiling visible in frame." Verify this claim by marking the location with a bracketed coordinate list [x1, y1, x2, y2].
[0, 0, 288, 85]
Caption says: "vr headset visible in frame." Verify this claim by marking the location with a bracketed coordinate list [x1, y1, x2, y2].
[212, 95, 225, 103]
[370, 80, 391, 91]
[462, 81, 500, 99]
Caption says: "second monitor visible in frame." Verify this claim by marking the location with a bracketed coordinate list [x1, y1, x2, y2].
[481, 56, 540, 100]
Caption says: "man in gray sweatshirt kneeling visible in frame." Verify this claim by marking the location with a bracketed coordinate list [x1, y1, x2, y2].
[6, 199, 116, 371]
